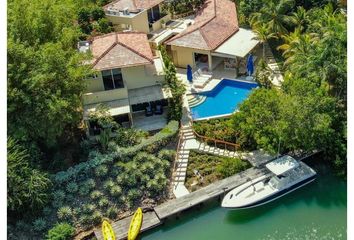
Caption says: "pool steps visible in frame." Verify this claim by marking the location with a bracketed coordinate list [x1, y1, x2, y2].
[187, 94, 206, 108]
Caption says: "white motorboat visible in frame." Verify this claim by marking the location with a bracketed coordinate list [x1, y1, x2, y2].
[221, 155, 316, 209]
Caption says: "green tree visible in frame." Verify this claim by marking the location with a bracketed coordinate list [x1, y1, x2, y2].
[7, 138, 52, 213]
[158, 45, 186, 121]
[7, 39, 89, 153]
[255, 59, 273, 89]
[250, 0, 295, 37]
[251, 23, 276, 58]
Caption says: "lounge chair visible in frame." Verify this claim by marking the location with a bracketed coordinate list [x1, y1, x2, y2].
[154, 105, 163, 115]
[145, 105, 153, 116]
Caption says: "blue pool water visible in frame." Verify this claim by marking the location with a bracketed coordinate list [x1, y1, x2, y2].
[190, 79, 258, 119]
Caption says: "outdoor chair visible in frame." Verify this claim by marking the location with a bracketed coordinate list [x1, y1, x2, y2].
[154, 105, 163, 115]
[145, 105, 153, 116]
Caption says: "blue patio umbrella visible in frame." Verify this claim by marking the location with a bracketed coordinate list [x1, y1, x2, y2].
[246, 54, 254, 76]
[187, 64, 193, 82]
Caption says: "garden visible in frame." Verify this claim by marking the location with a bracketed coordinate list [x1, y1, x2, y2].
[8, 108, 179, 239]
[185, 150, 251, 192]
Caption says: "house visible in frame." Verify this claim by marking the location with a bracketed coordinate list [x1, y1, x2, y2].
[82, 32, 170, 134]
[103, 0, 171, 33]
[165, 0, 259, 75]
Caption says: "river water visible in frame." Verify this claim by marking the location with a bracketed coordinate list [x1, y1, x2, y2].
[142, 160, 347, 240]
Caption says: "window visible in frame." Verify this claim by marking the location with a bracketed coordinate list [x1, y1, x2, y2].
[102, 69, 124, 90]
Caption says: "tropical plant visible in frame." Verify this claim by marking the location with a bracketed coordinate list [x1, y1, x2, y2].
[216, 158, 250, 178]
[7, 138, 52, 213]
[33, 218, 47, 232]
[158, 45, 186, 121]
[57, 206, 73, 221]
[251, 23, 276, 58]
[46, 223, 75, 240]
[255, 59, 273, 89]
[250, 0, 295, 37]
[66, 182, 78, 194]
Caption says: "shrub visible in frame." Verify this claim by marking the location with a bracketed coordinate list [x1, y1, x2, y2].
[66, 182, 78, 194]
[193, 118, 237, 143]
[46, 222, 75, 240]
[98, 197, 110, 208]
[43, 207, 53, 216]
[158, 149, 176, 162]
[95, 164, 108, 177]
[90, 211, 102, 225]
[127, 189, 142, 203]
[109, 185, 122, 198]
[106, 206, 119, 219]
[216, 157, 250, 178]
[91, 7, 105, 21]
[33, 218, 47, 232]
[52, 190, 66, 202]
[90, 190, 103, 200]
[57, 206, 73, 221]
[103, 179, 115, 191]
[81, 204, 95, 214]
[79, 179, 96, 196]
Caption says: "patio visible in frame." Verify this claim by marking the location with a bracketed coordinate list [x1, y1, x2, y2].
[132, 108, 168, 131]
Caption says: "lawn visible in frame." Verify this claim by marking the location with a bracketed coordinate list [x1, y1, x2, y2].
[185, 150, 251, 192]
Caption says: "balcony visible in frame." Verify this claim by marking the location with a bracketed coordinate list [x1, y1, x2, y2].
[83, 88, 128, 105]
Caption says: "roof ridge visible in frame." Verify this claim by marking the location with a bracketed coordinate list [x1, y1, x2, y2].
[165, 0, 217, 45]
[116, 41, 153, 63]
[92, 40, 118, 67]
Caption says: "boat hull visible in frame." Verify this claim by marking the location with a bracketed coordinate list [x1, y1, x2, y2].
[223, 174, 316, 209]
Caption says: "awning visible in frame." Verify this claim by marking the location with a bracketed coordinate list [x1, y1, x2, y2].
[213, 28, 259, 58]
[128, 85, 172, 105]
[83, 98, 130, 119]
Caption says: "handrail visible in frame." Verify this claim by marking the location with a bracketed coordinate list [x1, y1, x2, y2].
[185, 113, 240, 152]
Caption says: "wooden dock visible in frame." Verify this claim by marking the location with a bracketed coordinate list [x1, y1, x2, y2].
[94, 167, 269, 239]
[154, 167, 268, 219]
[94, 211, 161, 240]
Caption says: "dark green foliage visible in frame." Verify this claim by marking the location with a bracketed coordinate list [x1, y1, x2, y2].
[78, 8, 91, 24]
[216, 158, 250, 178]
[157, 149, 176, 162]
[193, 118, 237, 143]
[186, 151, 251, 191]
[162, 0, 205, 16]
[91, 7, 105, 21]
[46, 223, 75, 240]
[33, 218, 47, 232]
[7, 138, 52, 214]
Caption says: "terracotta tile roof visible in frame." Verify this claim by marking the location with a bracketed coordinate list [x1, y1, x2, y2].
[166, 0, 239, 50]
[104, 0, 164, 12]
[91, 32, 154, 70]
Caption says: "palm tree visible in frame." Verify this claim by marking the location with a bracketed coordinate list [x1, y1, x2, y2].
[250, 0, 295, 37]
[277, 29, 318, 65]
[252, 23, 276, 59]
[291, 6, 309, 32]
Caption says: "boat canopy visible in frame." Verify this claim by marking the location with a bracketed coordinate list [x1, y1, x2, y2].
[266, 155, 300, 175]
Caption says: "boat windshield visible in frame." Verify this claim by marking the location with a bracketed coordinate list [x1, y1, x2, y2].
[269, 177, 279, 189]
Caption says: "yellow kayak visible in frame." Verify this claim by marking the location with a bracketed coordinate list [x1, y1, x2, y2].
[127, 208, 143, 240]
[102, 220, 115, 240]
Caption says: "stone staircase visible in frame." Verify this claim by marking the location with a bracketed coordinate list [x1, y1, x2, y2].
[264, 42, 284, 86]
[187, 94, 206, 108]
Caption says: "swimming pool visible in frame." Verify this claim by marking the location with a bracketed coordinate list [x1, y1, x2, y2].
[190, 79, 258, 120]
